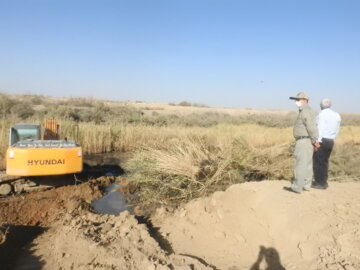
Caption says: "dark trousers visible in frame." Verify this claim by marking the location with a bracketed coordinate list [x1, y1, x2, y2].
[313, 138, 334, 186]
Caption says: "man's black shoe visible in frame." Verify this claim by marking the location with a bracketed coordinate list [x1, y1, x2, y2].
[311, 184, 328, 190]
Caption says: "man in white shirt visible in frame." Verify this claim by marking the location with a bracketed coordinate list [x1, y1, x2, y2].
[312, 98, 341, 189]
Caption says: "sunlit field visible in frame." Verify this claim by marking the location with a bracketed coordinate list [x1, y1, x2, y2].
[1, 93, 360, 211]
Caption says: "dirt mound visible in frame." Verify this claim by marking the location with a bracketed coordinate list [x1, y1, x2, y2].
[32, 211, 212, 270]
[157, 181, 360, 270]
[0, 175, 211, 270]
[2, 179, 360, 270]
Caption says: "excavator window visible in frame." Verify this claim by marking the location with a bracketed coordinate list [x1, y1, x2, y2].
[9, 124, 41, 146]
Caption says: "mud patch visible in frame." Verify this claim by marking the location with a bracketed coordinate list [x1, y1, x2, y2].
[0, 176, 114, 226]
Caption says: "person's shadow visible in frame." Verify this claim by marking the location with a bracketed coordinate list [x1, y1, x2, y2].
[250, 245, 286, 270]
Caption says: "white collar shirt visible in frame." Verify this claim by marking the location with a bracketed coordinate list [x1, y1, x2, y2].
[316, 108, 341, 142]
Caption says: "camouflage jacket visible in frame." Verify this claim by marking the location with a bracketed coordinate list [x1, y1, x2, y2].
[293, 104, 318, 143]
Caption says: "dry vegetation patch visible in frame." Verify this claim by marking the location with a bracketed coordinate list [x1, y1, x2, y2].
[126, 134, 294, 214]
[1, 93, 360, 211]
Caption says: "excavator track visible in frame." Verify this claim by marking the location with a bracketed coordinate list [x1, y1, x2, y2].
[0, 173, 68, 196]
[0, 163, 123, 197]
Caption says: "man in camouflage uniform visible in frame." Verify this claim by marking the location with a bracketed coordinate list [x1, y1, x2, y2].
[286, 92, 319, 193]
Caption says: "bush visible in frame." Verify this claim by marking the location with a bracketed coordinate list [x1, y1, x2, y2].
[61, 97, 96, 108]
[0, 93, 14, 115]
[44, 106, 81, 121]
[10, 103, 35, 119]
[177, 101, 208, 107]
[0, 94, 36, 119]
[330, 143, 360, 181]
[178, 101, 192, 107]
[30, 95, 45, 105]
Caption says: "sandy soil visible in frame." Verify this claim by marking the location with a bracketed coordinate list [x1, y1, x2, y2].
[1, 179, 360, 270]
[156, 181, 360, 270]
[31, 212, 212, 270]
[0, 176, 211, 270]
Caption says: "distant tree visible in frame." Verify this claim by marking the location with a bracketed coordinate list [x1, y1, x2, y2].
[178, 101, 192, 107]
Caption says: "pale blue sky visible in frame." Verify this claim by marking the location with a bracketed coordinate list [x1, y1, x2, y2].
[1, 0, 359, 112]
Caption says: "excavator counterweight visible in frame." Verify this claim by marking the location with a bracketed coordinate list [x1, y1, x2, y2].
[0, 119, 83, 195]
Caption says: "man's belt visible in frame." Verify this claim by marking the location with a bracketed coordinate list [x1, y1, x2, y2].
[295, 136, 310, 140]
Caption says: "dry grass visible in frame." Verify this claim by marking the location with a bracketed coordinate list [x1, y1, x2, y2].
[337, 126, 360, 144]
[1, 93, 360, 212]
[125, 130, 295, 213]
[124, 124, 360, 213]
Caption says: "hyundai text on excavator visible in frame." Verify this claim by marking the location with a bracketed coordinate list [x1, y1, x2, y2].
[0, 119, 83, 196]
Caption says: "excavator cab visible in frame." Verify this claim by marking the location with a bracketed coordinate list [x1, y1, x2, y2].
[6, 119, 83, 176]
[9, 124, 41, 146]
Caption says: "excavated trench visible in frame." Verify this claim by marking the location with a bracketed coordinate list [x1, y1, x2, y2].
[0, 225, 46, 269]
[0, 152, 215, 270]
[0, 152, 126, 269]
[3, 152, 359, 270]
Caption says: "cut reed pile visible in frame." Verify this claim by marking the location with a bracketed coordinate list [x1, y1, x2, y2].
[125, 124, 360, 213]
[126, 133, 294, 213]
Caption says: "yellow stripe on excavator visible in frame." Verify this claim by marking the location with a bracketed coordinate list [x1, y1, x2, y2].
[6, 147, 83, 176]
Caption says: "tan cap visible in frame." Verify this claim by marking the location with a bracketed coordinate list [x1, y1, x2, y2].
[289, 92, 309, 100]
